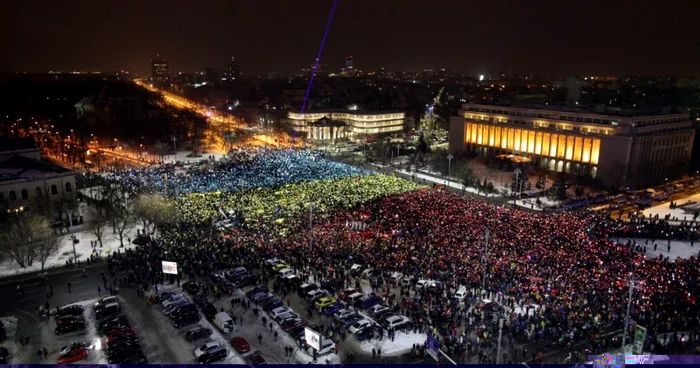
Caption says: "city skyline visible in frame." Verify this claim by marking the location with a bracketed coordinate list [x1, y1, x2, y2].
[1, 0, 699, 76]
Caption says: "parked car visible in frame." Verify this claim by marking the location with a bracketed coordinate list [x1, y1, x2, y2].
[306, 289, 329, 303]
[359, 293, 383, 309]
[333, 309, 353, 322]
[56, 315, 83, 326]
[169, 304, 198, 318]
[369, 304, 390, 316]
[270, 306, 293, 319]
[197, 346, 227, 364]
[252, 292, 273, 304]
[338, 288, 358, 300]
[185, 326, 213, 341]
[182, 282, 200, 294]
[201, 303, 218, 320]
[60, 342, 92, 355]
[94, 296, 118, 309]
[262, 298, 284, 312]
[56, 348, 88, 364]
[246, 286, 268, 299]
[298, 283, 318, 297]
[163, 299, 190, 315]
[56, 304, 85, 317]
[153, 292, 175, 304]
[323, 303, 345, 316]
[274, 312, 299, 325]
[194, 340, 223, 358]
[355, 327, 374, 341]
[231, 337, 250, 354]
[95, 302, 121, 319]
[314, 297, 337, 310]
[98, 316, 130, 334]
[246, 351, 266, 365]
[107, 346, 144, 364]
[162, 294, 187, 308]
[173, 310, 199, 328]
[282, 318, 307, 332]
[106, 335, 139, 348]
[383, 315, 410, 329]
[341, 315, 363, 329]
[349, 319, 371, 334]
[234, 274, 257, 288]
[106, 328, 136, 343]
[55, 318, 85, 334]
[116, 351, 148, 364]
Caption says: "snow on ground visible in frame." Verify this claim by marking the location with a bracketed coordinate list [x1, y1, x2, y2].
[0, 227, 140, 277]
[346, 330, 425, 357]
[394, 168, 500, 198]
[78, 187, 106, 201]
[163, 151, 227, 165]
[36, 298, 106, 364]
[210, 289, 296, 365]
[642, 192, 700, 222]
[612, 238, 700, 260]
[294, 348, 341, 364]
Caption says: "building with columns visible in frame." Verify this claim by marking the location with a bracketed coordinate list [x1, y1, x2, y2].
[286, 110, 408, 144]
[449, 104, 694, 187]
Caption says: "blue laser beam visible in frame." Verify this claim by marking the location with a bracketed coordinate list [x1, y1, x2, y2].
[292, 0, 339, 146]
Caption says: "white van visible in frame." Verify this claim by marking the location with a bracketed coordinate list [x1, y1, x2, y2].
[361, 268, 375, 279]
[416, 279, 432, 289]
[278, 268, 294, 279]
[347, 292, 364, 305]
[453, 287, 468, 303]
[213, 312, 234, 333]
[390, 272, 403, 283]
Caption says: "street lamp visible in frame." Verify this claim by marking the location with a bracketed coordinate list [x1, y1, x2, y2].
[621, 273, 636, 352]
[447, 153, 454, 177]
[512, 168, 522, 208]
[309, 200, 314, 250]
[496, 317, 505, 364]
[481, 229, 490, 296]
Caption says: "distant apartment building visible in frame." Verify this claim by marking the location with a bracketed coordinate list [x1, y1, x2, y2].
[151, 56, 169, 82]
[449, 104, 694, 187]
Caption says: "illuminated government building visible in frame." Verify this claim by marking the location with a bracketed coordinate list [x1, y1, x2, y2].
[286, 110, 408, 145]
[450, 104, 694, 186]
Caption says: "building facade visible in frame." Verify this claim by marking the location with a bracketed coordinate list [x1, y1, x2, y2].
[286, 110, 408, 144]
[0, 138, 77, 221]
[449, 104, 694, 187]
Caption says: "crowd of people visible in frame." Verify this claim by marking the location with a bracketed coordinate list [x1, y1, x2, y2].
[171, 174, 422, 232]
[100, 148, 370, 195]
[92, 148, 699, 363]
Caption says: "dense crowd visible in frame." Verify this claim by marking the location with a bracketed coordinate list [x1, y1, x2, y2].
[172, 175, 422, 232]
[93, 148, 699, 363]
[101, 148, 369, 195]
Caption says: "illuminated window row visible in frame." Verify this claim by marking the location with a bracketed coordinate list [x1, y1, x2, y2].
[464, 123, 600, 164]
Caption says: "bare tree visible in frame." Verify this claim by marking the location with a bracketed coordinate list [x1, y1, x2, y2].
[456, 162, 477, 189]
[606, 161, 628, 192]
[89, 207, 108, 248]
[114, 204, 135, 247]
[0, 215, 52, 268]
[35, 232, 61, 271]
[132, 195, 153, 230]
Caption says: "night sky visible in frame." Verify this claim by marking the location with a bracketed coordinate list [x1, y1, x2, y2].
[2, 0, 699, 76]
